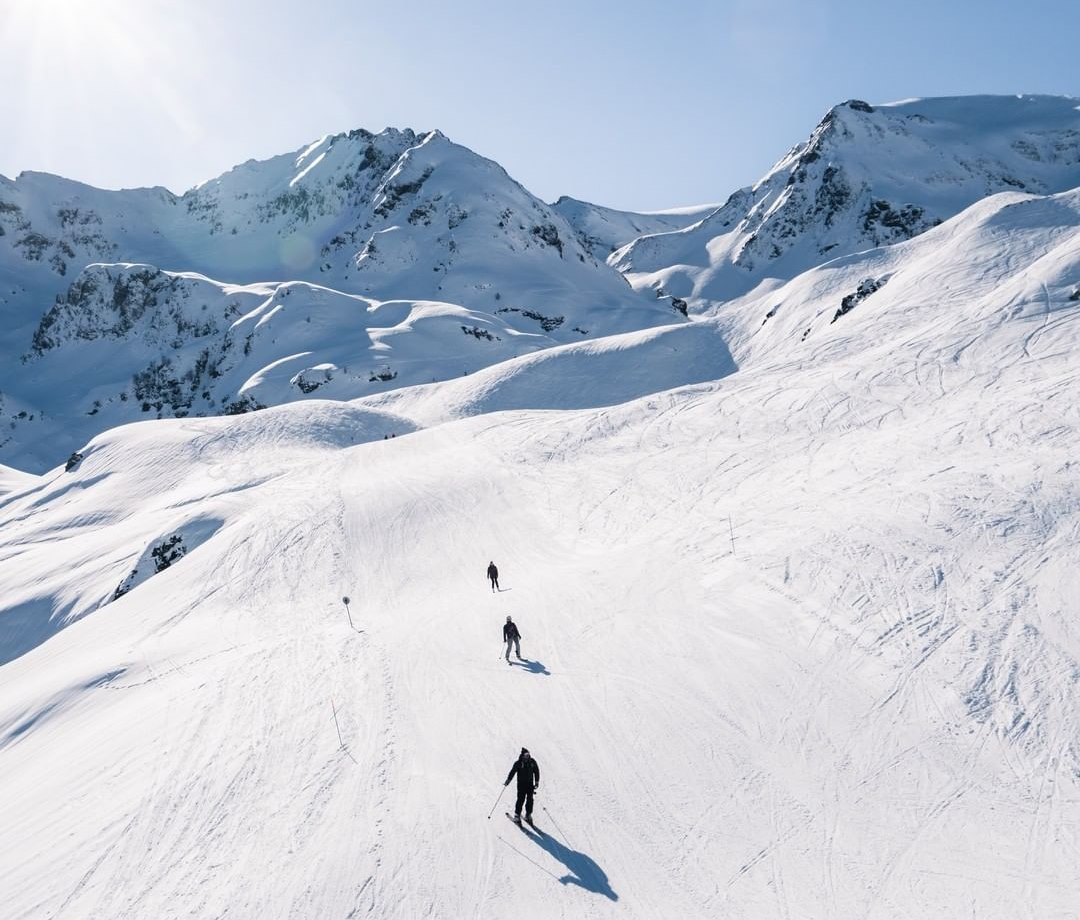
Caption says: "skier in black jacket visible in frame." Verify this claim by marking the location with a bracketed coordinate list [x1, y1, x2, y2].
[503, 616, 521, 662]
[505, 747, 540, 824]
[487, 561, 499, 592]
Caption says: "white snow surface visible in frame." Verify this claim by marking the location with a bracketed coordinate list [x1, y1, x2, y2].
[2, 174, 1080, 918]
[0, 462, 37, 494]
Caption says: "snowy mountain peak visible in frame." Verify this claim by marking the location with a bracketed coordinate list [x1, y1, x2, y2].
[614, 93, 1080, 310]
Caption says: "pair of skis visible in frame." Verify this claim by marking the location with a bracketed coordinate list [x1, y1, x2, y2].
[506, 812, 541, 833]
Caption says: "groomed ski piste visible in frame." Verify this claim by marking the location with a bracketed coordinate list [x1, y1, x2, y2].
[2, 186, 1080, 917]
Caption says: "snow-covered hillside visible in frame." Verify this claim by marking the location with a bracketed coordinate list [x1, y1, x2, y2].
[1, 130, 689, 470]
[6, 95, 1080, 473]
[614, 94, 1080, 318]
[5, 259, 706, 471]
[0, 461, 35, 495]
[551, 196, 718, 260]
[2, 163, 1078, 918]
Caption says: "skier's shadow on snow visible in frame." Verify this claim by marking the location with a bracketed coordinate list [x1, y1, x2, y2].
[512, 658, 551, 676]
[520, 824, 618, 901]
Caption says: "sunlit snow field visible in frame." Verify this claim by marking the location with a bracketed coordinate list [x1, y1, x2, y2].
[2, 182, 1079, 918]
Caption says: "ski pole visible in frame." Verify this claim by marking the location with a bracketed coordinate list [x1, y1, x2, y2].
[541, 805, 569, 843]
[330, 697, 345, 749]
[486, 783, 508, 820]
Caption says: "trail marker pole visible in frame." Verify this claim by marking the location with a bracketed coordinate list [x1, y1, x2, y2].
[342, 595, 354, 629]
[728, 517, 737, 558]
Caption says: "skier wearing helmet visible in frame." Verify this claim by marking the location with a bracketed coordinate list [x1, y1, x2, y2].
[504, 747, 540, 825]
[503, 615, 521, 663]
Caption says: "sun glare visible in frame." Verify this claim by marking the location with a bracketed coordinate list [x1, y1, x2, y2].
[6, 0, 133, 59]
[4, 0, 151, 114]
[2, 0, 206, 184]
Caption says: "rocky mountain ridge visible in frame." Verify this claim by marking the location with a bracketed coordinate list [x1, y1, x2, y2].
[613, 94, 1080, 315]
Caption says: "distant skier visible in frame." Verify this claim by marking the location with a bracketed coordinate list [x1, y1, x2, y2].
[504, 747, 540, 825]
[487, 560, 500, 592]
[503, 615, 521, 662]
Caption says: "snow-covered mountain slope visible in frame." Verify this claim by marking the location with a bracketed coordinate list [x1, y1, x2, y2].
[2, 167, 1078, 918]
[712, 184, 1080, 365]
[614, 94, 1080, 314]
[551, 195, 718, 260]
[0, 462, 35, 495]
[7, 94, 1079, 474]
[4, 259, 700, 471]
[1, 130, 688, 470]
[352, 318, 735, 427]
[359, 183, 1080, 429]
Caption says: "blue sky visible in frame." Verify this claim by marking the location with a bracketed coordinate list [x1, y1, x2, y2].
[1, 0, 1077, 211]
